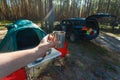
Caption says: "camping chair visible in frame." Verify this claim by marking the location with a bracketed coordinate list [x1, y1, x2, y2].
[52, 41, 69, 72]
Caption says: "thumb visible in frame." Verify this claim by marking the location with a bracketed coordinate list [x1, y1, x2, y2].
[48, 41, 61, 48]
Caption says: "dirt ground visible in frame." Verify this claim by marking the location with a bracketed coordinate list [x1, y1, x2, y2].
[0, 29, 120, 80]
[36, 32, 120, 80]
[92, 31, 120, 52]
[36, 42, 120, 80]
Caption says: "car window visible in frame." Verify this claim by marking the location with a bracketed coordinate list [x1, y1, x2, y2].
[62, 20, 66, 25]
[66, 21, 72, 25]
[62, 19, 86, 26]
[80, 20, 86, 26]
[71, 20, 79, 25]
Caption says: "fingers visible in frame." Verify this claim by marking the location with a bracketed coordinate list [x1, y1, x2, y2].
[47, 34, 61, 48]
[47, 34, 54, 42]
[40, 34, 53, 43]
[49, 41, 60, 47]
[40, 34, 60, 49]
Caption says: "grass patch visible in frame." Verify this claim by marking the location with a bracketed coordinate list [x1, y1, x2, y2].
[0, 27, 6, 30]
[0, 20, 12, 30]
[113, 34, 120, 37]
[0, 26, 5, 28]
[100, 24, 120, 37]
[104, 63, 117, 72]
[100, 25, 112, 29]
[0, 20, 12, 24]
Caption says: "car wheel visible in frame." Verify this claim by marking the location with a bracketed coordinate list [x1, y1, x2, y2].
[70, 33, 76, 42]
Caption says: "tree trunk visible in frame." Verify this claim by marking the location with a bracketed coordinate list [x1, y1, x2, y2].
[106, 0, 111, 13]
[48, 0, 54, 32]
[97, 0, 102, 13]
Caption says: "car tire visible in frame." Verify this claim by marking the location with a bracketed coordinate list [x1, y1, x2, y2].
[70, 33, 76, 42]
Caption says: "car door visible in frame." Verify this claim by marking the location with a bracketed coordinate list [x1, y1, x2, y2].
[85, 13, 117, 40]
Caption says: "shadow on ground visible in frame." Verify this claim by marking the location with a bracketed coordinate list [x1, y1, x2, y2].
[92, 32, 120, 52]
[37, 40, 120, 80]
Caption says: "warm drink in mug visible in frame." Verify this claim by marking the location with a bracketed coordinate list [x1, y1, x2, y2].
[52, 31, 65, 48]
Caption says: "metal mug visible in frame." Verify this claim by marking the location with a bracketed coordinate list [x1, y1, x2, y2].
[52, 31, 65, 48]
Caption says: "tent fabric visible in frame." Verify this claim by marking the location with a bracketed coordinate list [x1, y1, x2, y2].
[0, 19, 46, 80]
[0, 19, 46, 52]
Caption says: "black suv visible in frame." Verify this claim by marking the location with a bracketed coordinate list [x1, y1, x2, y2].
[54, 13, 116, 42]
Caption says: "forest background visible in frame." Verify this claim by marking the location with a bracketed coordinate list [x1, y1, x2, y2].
[0, 0, 120, 31]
